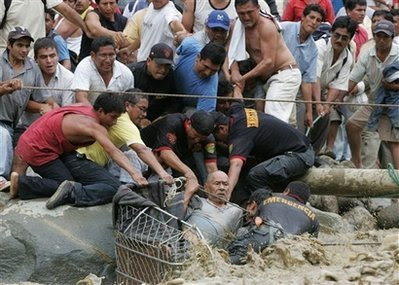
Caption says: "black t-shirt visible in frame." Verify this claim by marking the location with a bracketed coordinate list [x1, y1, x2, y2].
[228, 103, 310, 163]
[79, 9, 127, 61]
[128, 61, 180, 121]
[258, 194, 319, 237]
[141, 113, 216, 163]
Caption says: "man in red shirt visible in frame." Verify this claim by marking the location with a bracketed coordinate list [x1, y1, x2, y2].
[12, 92, 151, 209]
[345, 0, 369, 59]
[283, 0, 335, 24]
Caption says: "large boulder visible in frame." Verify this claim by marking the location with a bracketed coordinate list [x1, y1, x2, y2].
[342, 206, 378, 231]
[376, 202, 399, 229]
[0, 199, 115, 284]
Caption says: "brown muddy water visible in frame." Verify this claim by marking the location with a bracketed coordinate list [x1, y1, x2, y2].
[163, 230, 399, 285]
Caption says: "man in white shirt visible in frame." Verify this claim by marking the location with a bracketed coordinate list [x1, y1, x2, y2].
[72, 36, 134, 105]
[34, 37, 74, 106]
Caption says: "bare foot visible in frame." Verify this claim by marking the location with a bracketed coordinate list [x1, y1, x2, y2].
[10, 172, 19, 198]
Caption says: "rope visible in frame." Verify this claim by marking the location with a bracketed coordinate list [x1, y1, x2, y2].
[387, 163, 399, 186]
[21, 85, 399, 108]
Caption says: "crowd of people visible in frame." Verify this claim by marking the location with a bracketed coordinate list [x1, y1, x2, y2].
[0, 0, 398, 258]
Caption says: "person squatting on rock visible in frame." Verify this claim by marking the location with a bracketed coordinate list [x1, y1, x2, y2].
[228, 181, 320, 265]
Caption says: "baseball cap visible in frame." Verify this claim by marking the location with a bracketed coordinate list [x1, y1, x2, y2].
[8, 26, 34, 42]
[207, 10, 230, 31]
[190, 110, 215, 136]
[149, 43, 174, 65]
[374, 20, 395, 37]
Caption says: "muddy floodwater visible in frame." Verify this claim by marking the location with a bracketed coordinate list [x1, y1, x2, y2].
[163, 229, 399, 285]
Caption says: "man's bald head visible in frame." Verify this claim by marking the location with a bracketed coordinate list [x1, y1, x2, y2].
[205, 171, 229, 206]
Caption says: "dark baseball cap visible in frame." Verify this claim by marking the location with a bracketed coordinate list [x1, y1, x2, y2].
[149, 43, 174, 65]
[207, 10, 230, 31]
[8, 26, 34, 42]
[374, 20, 395, 37]
[190, 110, 215, 136]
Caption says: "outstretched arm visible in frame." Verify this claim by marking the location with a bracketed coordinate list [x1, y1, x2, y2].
[228, 158, 244, 199]
[129, 143, 174, 185]
[87, 123, 148, 186]
[182, 0, 195, 32]
[159, 149, 199, 209]
[54, 2, 89, 36]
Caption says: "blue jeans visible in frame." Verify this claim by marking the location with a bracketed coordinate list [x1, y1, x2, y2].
[18, 152, 121, 207]
[0, 122, 14, 180]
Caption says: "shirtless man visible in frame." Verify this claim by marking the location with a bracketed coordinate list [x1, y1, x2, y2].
[11, 93, 152, 209]
[230, 0, 301, 123]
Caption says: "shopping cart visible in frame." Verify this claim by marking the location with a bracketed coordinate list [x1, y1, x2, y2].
[114, 196, 209, 285]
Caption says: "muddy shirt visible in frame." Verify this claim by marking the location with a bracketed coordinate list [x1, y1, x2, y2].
[227, 103, 310, 163]
[186, 197, 243, 245]
[258, 194, 319, 237]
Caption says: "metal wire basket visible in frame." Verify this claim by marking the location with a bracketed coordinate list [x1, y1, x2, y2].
[114, 205, 207, 285]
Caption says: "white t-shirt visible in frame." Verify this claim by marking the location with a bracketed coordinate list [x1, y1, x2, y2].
[192, 0, 237, 33]
[0, 0, 63, 57]
[136, 2, 181, 62]
[71, 56, 134, 104]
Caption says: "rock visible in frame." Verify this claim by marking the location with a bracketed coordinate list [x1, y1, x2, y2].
[364, 198, 395, 214]
[311, 207, 353, 233]
[309, 195, 339, 213]
[342, 206, 377, 231]
[0, 192, 10, 209]
[376, 203, 399, 229]
[337, 197, 364, 213]
[0, 199, 115, 284]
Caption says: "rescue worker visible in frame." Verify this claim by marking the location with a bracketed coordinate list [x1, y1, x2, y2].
[228, 181, 319, 264]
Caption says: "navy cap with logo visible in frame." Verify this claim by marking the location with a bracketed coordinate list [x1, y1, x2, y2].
[149, 43, 174, 65]
[374, 20, 395, 37]
[190, 110, 215, 136]
[206, 10, 230, 31]
[8, 26, 34, 42]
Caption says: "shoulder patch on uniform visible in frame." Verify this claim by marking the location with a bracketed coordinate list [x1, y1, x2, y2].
[244, 108, 259, 128]
[166, 132, 177, 145]
[205, 143, 215, 154]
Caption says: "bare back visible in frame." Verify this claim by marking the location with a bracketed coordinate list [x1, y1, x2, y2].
[62, 113, 105, 146]
[245, 15, 296, 81]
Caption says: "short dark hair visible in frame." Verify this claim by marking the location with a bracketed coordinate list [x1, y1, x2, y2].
[93, 93, 125, 114]
[34, 37, 58, 59]
[91, 36, 116, 53]
[45, 8, 56, 20]
[235, 0, 259, 8]
[285, 181, 311, 204]
[237, 58, 257, 75]
[303, 4, 326, 22]
[248, 188, 272, 206]
[122, 88, 148, 105]
[217, 79, 234, 97]
[199, 42, 226, 66]
[332, 16, 358, 39]
[371, 10, 394, 22]
[212, 111, 229, 127]
[345, 0, 367, 11]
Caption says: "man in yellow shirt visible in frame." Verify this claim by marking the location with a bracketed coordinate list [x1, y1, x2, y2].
[77, 88, 174, 185]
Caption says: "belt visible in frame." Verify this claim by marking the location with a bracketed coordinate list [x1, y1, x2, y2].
[272, 64, 299, 76]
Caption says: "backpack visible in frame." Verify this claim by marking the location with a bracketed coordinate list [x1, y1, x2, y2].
[312, 22, 332, 42]
[0, 0, 47, 29]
